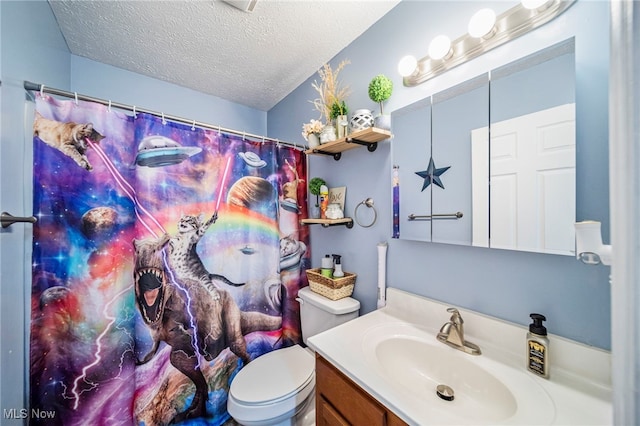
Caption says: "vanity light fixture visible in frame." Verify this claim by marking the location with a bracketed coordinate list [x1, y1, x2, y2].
[468, 8, 497, 39]
[400, 0, 576, 86]
[428, 35, 453, 61]
[521, 0, 553, 10]
[398, 55, 418, 77]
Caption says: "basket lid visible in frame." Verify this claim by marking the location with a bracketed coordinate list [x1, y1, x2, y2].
[298, 286, 360, 314]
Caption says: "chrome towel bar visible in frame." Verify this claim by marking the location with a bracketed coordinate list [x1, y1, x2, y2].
[408, 212, 463, 221]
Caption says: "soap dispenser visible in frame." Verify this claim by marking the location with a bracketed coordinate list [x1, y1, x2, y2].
[526, 313, 549, 378]
[332, 254, 344, 278]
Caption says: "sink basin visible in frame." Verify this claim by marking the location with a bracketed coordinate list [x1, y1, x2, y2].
[362, 323, 556, 425]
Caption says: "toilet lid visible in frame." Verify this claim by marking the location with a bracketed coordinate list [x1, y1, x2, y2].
[230, 345, 314, 405]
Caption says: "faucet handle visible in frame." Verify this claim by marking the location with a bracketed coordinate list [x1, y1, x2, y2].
[446, 307, 463, 324]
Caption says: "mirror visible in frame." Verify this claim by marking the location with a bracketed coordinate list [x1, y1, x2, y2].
[393, 98, 432, 242]
[432, 75, 489, 245]
[392, 38, 576, 255]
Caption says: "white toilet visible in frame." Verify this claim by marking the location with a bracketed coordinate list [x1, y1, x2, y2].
[227, 286, 360, 426]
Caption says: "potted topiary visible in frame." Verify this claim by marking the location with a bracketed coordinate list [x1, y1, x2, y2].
[368, 74, 393, 130]
[309, 177, 327, 218]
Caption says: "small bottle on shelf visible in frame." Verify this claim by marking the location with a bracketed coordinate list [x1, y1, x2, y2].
[319, 185, 329, 219]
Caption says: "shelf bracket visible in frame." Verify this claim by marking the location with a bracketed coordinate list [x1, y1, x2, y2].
[319, 219, 353, 228]
[301, 219, 354, 228]
[310, 149, 342, 161]
[346, 138, 378, 153]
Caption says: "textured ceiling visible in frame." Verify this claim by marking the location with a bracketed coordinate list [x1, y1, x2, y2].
[48, 0, 400, 111]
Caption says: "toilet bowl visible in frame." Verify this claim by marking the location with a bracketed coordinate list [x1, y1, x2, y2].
[227, 286, 360, 426]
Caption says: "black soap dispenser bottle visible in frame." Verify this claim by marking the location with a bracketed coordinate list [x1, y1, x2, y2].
[526, 313, 549, 378]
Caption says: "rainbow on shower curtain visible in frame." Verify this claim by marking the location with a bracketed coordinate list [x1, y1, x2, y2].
[29, 95, 309, 425]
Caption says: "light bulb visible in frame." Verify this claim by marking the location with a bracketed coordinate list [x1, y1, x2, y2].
[522, 0, 551, 10]
[428, 35, 452, 60]
[398, 55, 418, 77]
[468, 8, 496, 38]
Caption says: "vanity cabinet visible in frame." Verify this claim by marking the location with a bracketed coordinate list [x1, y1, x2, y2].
[316, 354, 407, 426]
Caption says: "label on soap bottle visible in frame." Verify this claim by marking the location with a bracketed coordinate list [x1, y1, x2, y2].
[527, 339, 547, 377]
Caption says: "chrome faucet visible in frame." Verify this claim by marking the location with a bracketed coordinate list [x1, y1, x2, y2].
[436, 307, 481, 355]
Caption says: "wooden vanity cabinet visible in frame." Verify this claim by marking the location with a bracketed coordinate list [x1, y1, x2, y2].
[315, 354, 407, 426]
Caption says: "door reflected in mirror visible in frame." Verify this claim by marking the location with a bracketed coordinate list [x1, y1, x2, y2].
[484, 38, 575, 255]
[393, 38, 576, 255]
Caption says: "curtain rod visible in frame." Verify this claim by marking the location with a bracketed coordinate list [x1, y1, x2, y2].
[23, 80, 303, 151]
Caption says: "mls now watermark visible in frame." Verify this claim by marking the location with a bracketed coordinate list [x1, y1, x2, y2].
[3, 408, 56, 420]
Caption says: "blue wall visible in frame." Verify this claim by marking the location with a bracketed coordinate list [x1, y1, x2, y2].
[1, 0, 71, 415]
[268, 0, 611, 350]
[71, 56, 267, 135]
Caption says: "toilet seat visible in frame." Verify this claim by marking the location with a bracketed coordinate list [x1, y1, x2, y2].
[228, 345, 316, 425]
[230, 345, 314, 405]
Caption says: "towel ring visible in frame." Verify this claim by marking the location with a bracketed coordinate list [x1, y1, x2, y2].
[355, 198, 377, 228]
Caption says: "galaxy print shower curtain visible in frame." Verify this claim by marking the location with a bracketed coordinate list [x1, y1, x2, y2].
[29, 95, 309, 425]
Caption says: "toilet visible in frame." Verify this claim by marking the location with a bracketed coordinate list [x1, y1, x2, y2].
[227, 286, 360, 426]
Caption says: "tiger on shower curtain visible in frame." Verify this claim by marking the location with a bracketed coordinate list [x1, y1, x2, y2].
[29, 95, 309, 425]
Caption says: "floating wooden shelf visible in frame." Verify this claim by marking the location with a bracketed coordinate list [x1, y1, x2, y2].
[305, 127, 392, 160]
[300, 218, 354, 228]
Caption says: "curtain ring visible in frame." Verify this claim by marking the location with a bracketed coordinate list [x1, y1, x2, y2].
[40, 85, 45, 99]
[355, 198, 377, 228]
[161, 112, 166, 125]
[74, 92, 78, 106]
[108, 100, 112, 112]
[191, 120, 196, 131]
[132, 105, 137, 118]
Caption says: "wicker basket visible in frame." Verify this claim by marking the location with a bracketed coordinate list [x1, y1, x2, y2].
[306, 268, 356, 300]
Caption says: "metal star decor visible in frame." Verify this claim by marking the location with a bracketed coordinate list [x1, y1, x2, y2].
[415, 157, 451, 191]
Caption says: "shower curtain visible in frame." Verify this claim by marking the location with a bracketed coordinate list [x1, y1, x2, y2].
[29, 96, 309, 425]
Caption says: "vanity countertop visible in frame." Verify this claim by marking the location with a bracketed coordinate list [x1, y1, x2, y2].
[307, 288, 612, 425]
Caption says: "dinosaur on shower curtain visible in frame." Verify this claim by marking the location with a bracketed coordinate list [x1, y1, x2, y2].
[29, 96, 310, 425]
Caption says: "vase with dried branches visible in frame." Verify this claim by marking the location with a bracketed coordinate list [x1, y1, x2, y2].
[310, 60, 351, 142]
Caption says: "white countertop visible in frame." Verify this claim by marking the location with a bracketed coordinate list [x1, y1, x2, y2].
[307, 288, 612, 425]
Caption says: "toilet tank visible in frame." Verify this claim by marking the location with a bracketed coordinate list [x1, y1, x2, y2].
[297, 286, 360, 345]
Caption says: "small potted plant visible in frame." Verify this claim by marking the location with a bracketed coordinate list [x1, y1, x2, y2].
[368, 74, 393, 130]
[308, 177, 327, 219]
[330, 100, 349, 139]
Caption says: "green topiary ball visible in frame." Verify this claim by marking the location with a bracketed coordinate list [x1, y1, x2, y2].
[309, 177, 327, 196]
[368, 75, 393, 104]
